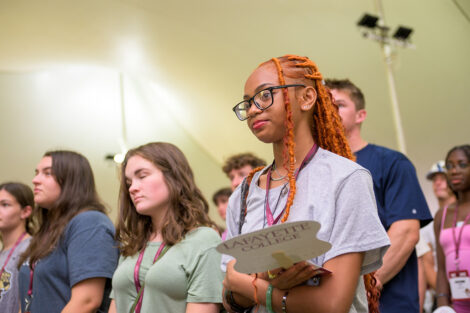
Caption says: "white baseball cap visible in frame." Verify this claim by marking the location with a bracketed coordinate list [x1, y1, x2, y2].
[426, 160, 446, 180]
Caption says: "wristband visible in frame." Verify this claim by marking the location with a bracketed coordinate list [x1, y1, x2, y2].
[266, 284, 274, 313]
[226, 290, 252, 313]
[252, 274, 259, 305]
[282, 291, 289, 313]
[436, 293, 449, 298]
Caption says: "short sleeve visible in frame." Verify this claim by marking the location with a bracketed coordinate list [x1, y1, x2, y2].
[420, 222, 435, 247]
[324, 169, 390, 275]
[109, 256, 125, 299]
[383, 158, 432, 228]
[64, 211, 119, 287]
[186, 230, 223, 303]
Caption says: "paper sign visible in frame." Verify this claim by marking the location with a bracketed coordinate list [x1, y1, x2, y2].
[217, 221, 331, 274]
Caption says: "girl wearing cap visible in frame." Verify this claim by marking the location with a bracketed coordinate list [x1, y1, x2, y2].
[222, 55, 390, 313]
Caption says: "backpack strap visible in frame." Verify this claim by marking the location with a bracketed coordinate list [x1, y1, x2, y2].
[238, 177, 250, 235]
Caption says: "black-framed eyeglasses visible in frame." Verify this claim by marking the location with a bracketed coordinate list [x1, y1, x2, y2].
[232, 84, 305, 121]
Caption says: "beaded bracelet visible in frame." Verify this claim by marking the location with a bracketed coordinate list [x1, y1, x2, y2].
[282, 291, 289, 313]
[266, 284, 274, 313]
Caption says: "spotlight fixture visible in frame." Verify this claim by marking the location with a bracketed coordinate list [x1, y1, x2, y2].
[113, 153, 125, 164]
[355, 10, 416, 154]
[356, 12, 414, 48]
[105, 153, 126, 164]
[357, 14, 379, 28]
[392, 26, 413, 40]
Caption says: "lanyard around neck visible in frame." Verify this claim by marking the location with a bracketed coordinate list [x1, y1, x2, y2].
[23, 261, 35, 313]
[133, 242, 167, 313]
[0, 231, 27, 277]
[265, 144, 318, 226]
[28, 263, 35, 297]
[452, 204, 470, 265]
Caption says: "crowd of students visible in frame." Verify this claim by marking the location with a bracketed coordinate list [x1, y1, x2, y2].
[0, 54, 468, 313]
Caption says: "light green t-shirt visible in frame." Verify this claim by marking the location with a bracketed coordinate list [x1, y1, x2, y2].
[111, 227, 223, 313]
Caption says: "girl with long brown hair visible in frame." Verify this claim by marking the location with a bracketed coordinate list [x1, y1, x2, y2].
[17, 150, 119, 313]
[0, 182, 34, 313]
[109, 142, 223, 313]
[222, 55, 390, 313]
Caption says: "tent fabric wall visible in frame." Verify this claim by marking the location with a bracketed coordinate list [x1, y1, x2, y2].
[0, 70, 228, 225]
[0, 0, 469, 216]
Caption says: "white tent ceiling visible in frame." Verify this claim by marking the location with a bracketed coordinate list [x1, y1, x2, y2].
[0, 0, 469, 221]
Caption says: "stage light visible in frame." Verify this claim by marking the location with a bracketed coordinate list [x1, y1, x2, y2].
[355, 12, 415, 153]
[357, 14, 379, 29]
[356, 13, 414, 46]
[113, 153, 125, 164]
[392, 26, 413, 40]
[105, 152, 125, 164]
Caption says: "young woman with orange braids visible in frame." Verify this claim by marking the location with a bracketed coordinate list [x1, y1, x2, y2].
[221, 55, 390, 313]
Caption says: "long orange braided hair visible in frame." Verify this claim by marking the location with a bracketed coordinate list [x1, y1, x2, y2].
[243, 55, 379, 312]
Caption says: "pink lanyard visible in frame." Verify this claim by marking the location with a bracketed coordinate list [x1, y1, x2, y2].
[451, 204, 470, 269]
[133, 242, 166, 313]
[0, 231, 27, 277]
[265, 144, 318, 226]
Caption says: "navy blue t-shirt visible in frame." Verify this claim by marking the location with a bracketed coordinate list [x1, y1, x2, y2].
[18, 211, 119, 313]
[356, 144, 432, 313]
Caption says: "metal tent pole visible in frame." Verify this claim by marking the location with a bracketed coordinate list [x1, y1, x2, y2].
[374, 0, 407, 154]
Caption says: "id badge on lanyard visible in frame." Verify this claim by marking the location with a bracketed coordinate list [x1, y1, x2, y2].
[450, 205, 470, 301]
[449, 270, 470, 301]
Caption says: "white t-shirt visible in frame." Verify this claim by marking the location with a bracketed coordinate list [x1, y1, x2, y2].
[420, 221, 437, 270]
[416, 236, 431, 258]
[222, 148, 390, 313]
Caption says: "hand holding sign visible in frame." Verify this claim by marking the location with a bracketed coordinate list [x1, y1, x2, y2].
[217, 221, 332, 274]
